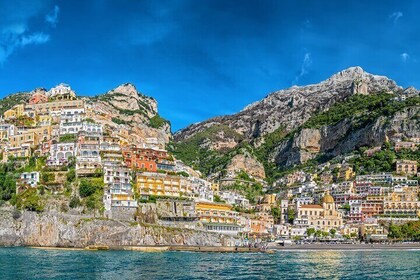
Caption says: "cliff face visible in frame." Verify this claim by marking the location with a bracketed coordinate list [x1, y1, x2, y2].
[172, 66, 419, 178]
[273, 104, 419, 167]
[86, 83, 171, 144]
[0, 207, 231, 247]
[226, 153, 266, 179]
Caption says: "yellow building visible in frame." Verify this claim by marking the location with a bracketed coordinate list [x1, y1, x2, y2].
[195, 201, 239, 224]
[396, 160, 417, 176]
[9, 132, 40, 148]
[36, 114, 52, 126]
[211, 182, 220, 194]
[262, 194, 277, 205]
[338, 166, 355, 181]
[26, 100, 84, 114]
[136, 172, 188, 197]
[4, 104, 25, 120]
[383, 189, 420, 217]
[2, 145, 31, 162]
[296, 192, 343, 231]
[26, 126, 52, 142]
[360, 223, 387, 241]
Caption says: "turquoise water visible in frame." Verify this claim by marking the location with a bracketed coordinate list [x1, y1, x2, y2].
[0, 247, 419, 279]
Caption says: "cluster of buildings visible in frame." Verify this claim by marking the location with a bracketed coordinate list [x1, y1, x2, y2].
[2, 84, 418, 241]
[273, 142, 419, 241]
[0, 84, 278, 238]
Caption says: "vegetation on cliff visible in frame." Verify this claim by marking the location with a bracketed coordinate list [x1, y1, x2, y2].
[0, 93, 29, 115]
[169, 124, 245, 176]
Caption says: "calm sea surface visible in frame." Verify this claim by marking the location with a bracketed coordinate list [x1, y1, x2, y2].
[0, 247, 419, 279]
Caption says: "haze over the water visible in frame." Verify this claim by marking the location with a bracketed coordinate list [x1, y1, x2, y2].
[0, 0, 418, 130]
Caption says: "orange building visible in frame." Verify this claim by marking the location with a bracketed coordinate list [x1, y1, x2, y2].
[29, 92, 48, 104]
[122, 146, 169, 171]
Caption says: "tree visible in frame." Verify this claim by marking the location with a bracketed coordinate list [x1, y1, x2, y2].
[214, 195, 224, 203]
[15, 188, 44, 212]
[315, 230, 323, 238]
[79, 178, 104, 198]
[329, 228, 337, 237]
[66, 169, 76, 183]
[271, 206, 281, 223]
[287, 208, 296, 224]
[306, 228, 316, 237]
[388, 223, 402, 239]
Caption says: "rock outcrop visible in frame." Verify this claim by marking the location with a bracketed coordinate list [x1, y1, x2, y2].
[0, 207, 232, 247]
[226, 152, 266, 179]
[85, 83, 171, 144]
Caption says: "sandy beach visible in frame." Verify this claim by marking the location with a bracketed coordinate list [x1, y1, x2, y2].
[272, 243, 420, 251]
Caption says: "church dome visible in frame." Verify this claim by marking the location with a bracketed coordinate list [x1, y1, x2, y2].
[321, 192, 334, 204]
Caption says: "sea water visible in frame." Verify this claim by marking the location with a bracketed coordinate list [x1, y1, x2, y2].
[0, 247, 419, 279]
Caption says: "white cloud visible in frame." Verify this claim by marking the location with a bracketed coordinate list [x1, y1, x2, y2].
[293, 52, 312, 84]
[0, 1, 54, 64]
[45, 5, 60, 26]
[20, 33, 50, 46]
[389, 11, 403, 23]
[401, 52, 409, 62]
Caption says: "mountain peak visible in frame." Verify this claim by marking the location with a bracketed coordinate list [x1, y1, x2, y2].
[328, 66, 368, 81]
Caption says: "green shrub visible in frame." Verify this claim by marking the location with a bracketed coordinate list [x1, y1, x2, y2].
[149, 115, 169, 129]
[69, 196, 81, 208]
[66, 169, 76, 183]
[79, 178, 104, 198]
[59, 134, 76, 143]
[16, 188, 44, 212]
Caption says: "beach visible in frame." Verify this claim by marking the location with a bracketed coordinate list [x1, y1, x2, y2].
[272, 242, 420, 251]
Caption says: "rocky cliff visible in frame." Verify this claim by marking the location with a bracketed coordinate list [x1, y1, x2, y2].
[86, 83, 171, 143]
[172, 67, 419, 179]
[0, 207, 232, 247]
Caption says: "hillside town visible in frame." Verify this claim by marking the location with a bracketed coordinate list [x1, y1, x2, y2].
[0, 84, 419, 244]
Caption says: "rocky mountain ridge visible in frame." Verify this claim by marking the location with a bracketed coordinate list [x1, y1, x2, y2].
[175, 67, 411, 144]
[171, 67, 419, 180]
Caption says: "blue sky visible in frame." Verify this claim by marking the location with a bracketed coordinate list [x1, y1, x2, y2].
[0, 0, 419, 131]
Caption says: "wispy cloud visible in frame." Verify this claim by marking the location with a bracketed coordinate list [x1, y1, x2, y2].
[293, 52, 312, 84]
[400, 52, 409, 62]
[389, 11, 403, 23]
[0, 1, 54, 64]
[45, 5, 60, 27]
[20, 33, 50, 46]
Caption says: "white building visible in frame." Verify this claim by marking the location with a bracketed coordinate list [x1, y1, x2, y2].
[293, 197, 314, 208]
[184, 177, 214, 202]
[60, 118, 83, 135]
[0, 123, 16, 138]
[82, 122, 103, 134]
[47, 83, 76, 99]
[103, 165, 137, 215]
[219, 190, 250, 208]
[20, 172, 40, 188]
[47, 143, 76, 166]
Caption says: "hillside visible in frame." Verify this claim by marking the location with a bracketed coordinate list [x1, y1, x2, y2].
[171, 67, 420, 181]
[1, 83, 171, 145]
[85, 83, 171, 144]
